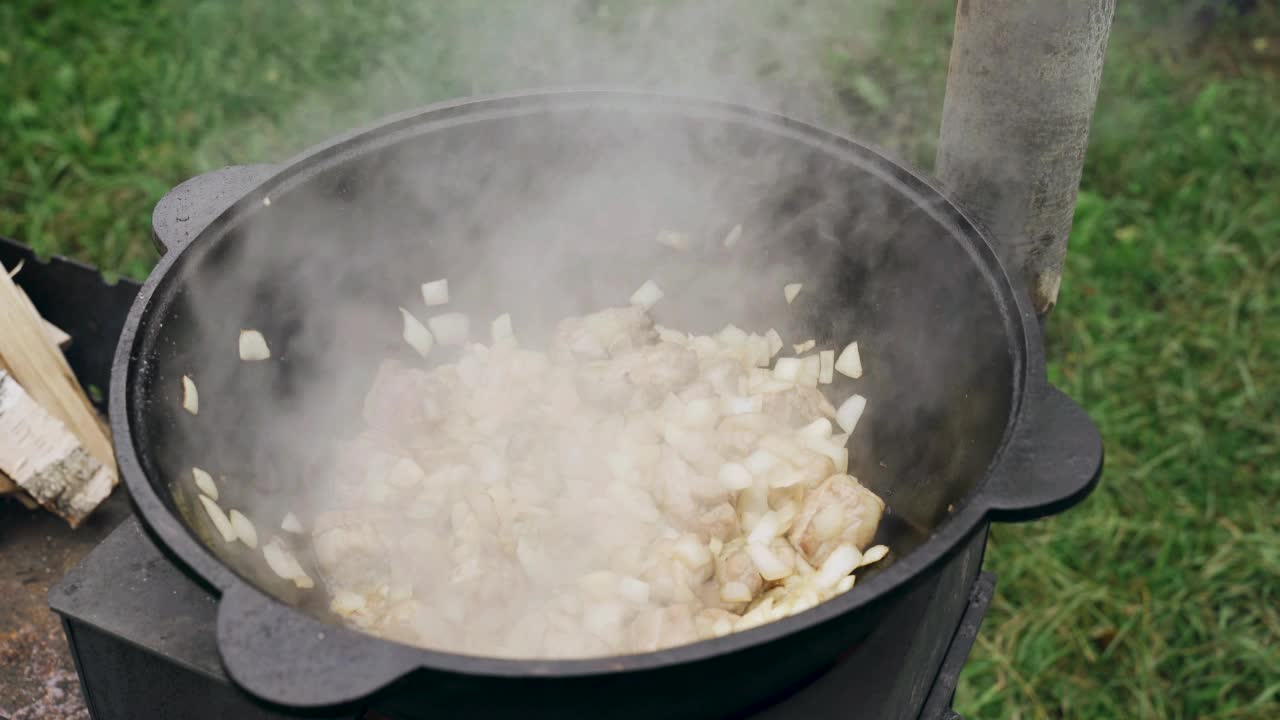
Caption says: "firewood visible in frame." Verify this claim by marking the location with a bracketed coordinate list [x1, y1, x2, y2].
[0, 262, 114, 475]
[6, 262, 70, 347]
[0, 370, 112, 526]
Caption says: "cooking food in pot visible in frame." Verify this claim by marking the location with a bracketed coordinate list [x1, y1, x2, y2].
[214, 282, 886, 659]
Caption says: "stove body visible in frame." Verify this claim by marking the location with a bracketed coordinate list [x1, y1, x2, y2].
[49, 517, 991, 720]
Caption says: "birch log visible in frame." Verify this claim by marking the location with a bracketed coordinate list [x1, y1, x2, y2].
[0, 262, 115, 472]
[0, 370, 113, 526]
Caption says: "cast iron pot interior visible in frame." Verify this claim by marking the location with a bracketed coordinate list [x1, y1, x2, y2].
[113, 91, 1101, 718]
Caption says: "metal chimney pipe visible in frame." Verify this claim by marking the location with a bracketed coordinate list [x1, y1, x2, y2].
[936, 0, 1115, 315]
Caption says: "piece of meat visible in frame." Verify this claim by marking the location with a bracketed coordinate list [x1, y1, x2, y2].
[362, 360, 454, 448]
[575, 359, 636, 409]
[550, 306, 657, 363]
[696, 502, 740, 542]
[653, 448, 727, 529]
[761, 385, 837, 427]
[629, 604, 699, 652]
[714, 538, 764, 602]
[313, 520, 393, 594]
[624, 342, 699, 404]
[788, 474, 885, 565]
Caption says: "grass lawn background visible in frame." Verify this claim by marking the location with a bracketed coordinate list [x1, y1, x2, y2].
[2, 2, 1276, 718]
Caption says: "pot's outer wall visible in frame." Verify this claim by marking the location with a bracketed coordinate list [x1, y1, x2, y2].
[111, 91, 1102, 715]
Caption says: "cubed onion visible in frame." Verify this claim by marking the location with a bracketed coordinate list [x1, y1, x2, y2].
[400, 308, 434, 358]
[835, 341, 863, 379]
[773, 358, 801, 382]
[630, 280, 664, 309]
[816, 544, 862, 589]
[181, 375, 199, 415]
[198, 496, 236, 543]
[192, 467, 217, 500]
[746, 543, 793, 581]
[428, 313, 470, 346]
[421, 279, 449, 306]
[819, 350, 835, 384]
[228, 509, 258, 548]
[238, 329, 271, 361]
[835, 394, 868, 434]
[783, 283, 803, 304]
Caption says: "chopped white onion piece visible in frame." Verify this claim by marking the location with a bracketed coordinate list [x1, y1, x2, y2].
[673, 534, 713, 569]
[744, 449, 779, 476]
[181, 375, 199, 415]
[748, 511, 782, 545]
[718, 462, 753, 491]
[797, 355, 821, 388]
[819, 350, 835, 384]
[198, 496, 236, 543]
[280, 512, 304, 534]
[772, 358, 801, 383]
[192, 467, 217, 500]
[708, 537, 724, 555]
[859, 544, 890, 567]
[747, 543, 793, 581]
[618, 576, 651, 604]
[723, 224, 742, 248]
[421, 279, 449, 306]
[816, 544, 862, 589]
[227, 509, 258, 549]
[718, 323, 748, 346]
[428, 312, 470, 346]
[830, 448, 850, 474]
[263, 539, 300, 582]
[784, 283, 803, 304]
[835, 341, 863, 379]
[835, 394, 868, 434]
[293, 574, 315, 590]
[491, 313, 515, 345]
[584, 602, 626, 637]
[720, 581, 753, 604]
[683, 398, 719, 427]
[765, 329, 783, 358]
[721, 395, 764, 416]
[629, 280, 664, 310]
[238, 329, 271, 361]
[399, 308, 434, 358]
[792, 340, 815, 354]
[799, 418, 833, 440]
[656, 230, 690, 251]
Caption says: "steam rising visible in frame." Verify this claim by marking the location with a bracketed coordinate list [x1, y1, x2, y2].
[165, 0, 1001, 657]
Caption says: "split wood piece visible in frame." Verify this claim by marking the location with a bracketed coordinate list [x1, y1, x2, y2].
[0, 262, 115, 475]
[0, 370, 113, 526]
[7, 263, 72, 348]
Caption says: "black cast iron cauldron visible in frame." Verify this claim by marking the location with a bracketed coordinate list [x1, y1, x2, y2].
[112, 90, 1102, 719]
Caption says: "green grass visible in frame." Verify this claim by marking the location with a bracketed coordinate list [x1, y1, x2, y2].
[3, 1, 1277, 718]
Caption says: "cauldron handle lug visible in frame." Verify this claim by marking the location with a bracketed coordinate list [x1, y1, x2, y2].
[152, 164, 277, 255]
[981, 382, 1103, 522]
[216, 582, 418, 712]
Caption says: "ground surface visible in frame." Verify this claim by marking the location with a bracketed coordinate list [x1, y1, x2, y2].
[1, 2, 1277, 719]
[0, 492, 129, 720]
